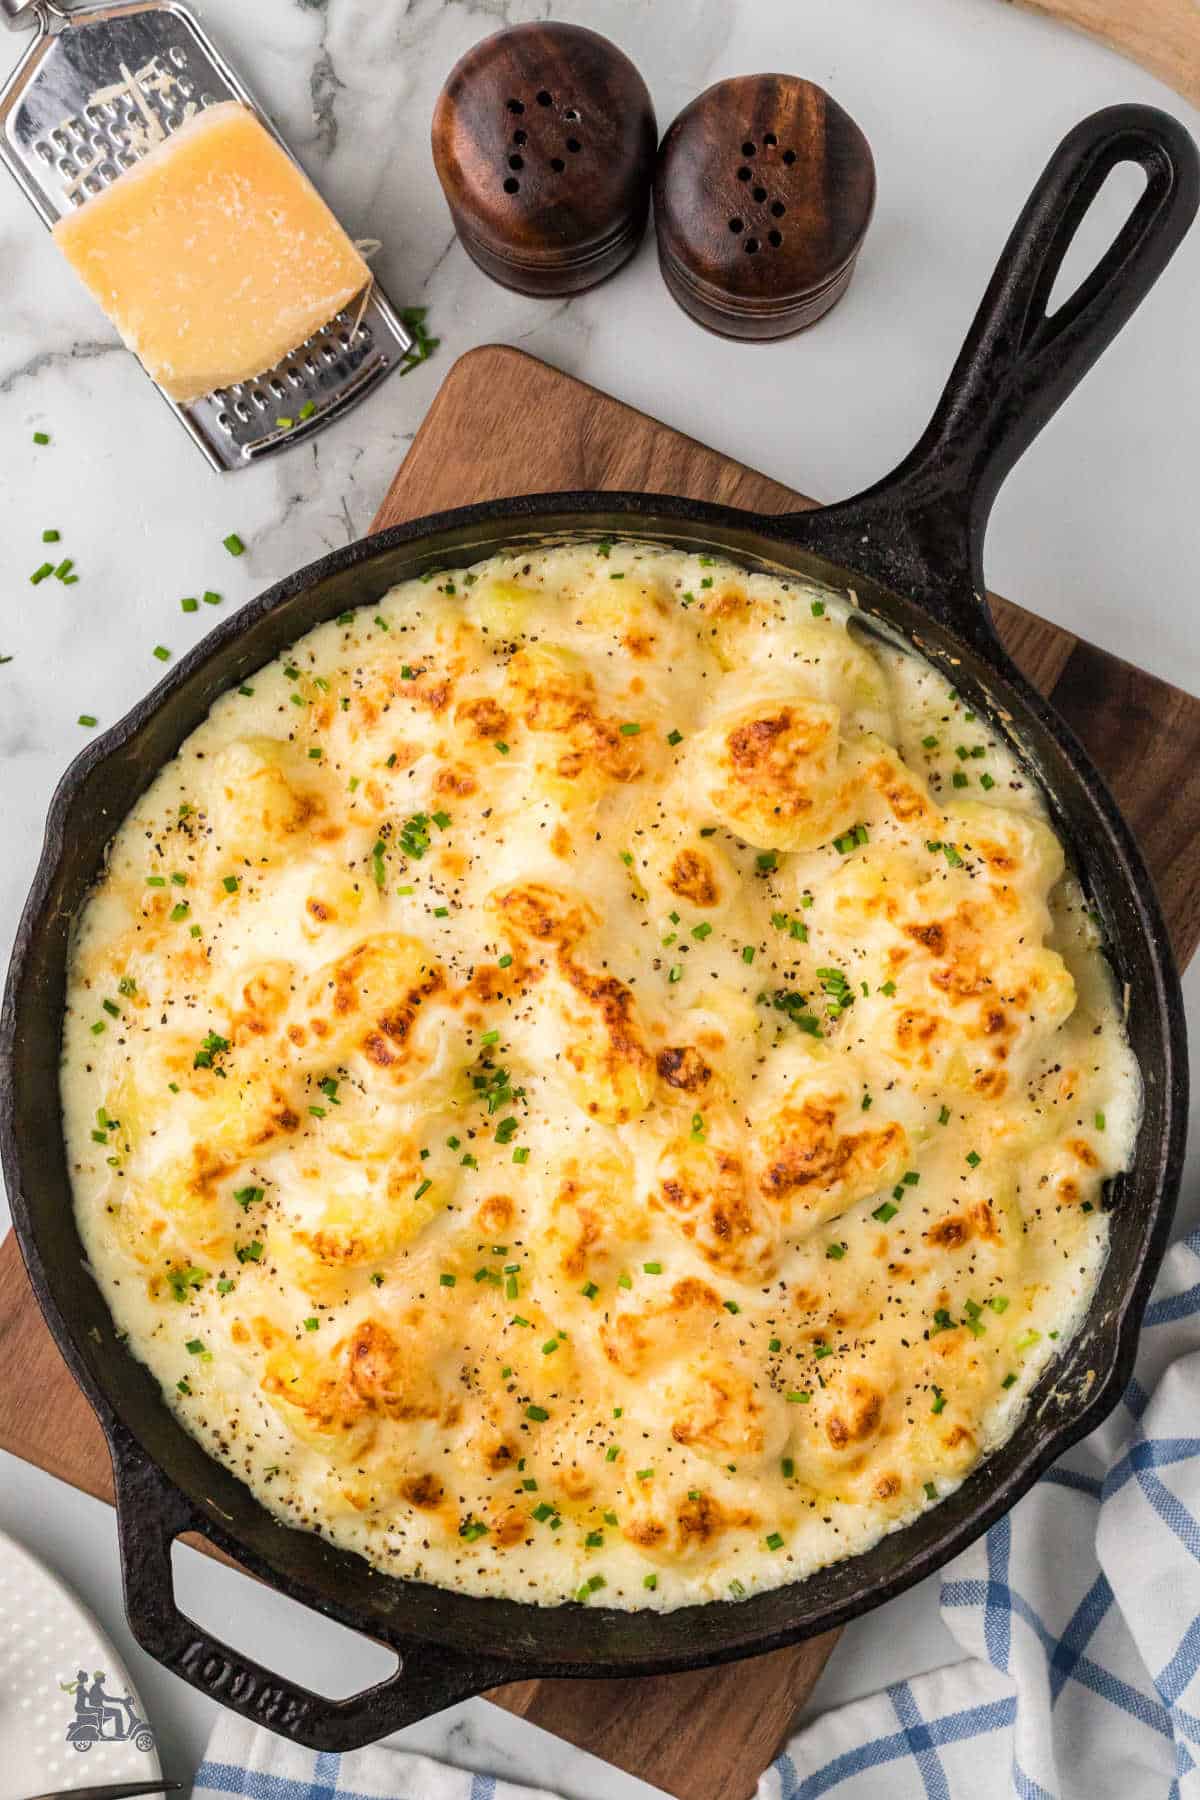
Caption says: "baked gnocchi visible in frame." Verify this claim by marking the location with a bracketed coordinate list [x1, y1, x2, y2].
[63, 540, 1138, 1609]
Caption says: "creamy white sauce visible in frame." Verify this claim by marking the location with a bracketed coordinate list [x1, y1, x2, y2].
[62, 540, 1139, 1610]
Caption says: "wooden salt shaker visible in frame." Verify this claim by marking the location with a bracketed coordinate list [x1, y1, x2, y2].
[655, 76, 876, 339]
[432, 23, 657, 297]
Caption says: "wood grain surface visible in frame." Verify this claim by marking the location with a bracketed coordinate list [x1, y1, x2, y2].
[1007, 0, 1200, 108]
[2, 345, 1198, 1800]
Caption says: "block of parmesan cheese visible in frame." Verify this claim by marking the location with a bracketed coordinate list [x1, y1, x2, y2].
[52, 101, 371, 403]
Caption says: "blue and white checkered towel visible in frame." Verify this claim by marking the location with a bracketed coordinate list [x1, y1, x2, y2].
[193, 1227, 1200, 1800]
[193, 1715, 562, 1799]
[760, 1226, 1200, 1800]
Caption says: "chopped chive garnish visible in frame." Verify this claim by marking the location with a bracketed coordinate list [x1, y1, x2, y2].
[619, 721, 641, 736]
[30, 563, 54, 584]
[440, 1272, 456, 1287]
[1002, 1372, 1018, 1388]
[203, 591, 222, 606]
[931, 1386, 946, 1413]
[153, 645, 171, 662]
[966, 1150, 982, 1167]
[223, 533, 245, 557]
[525, 1404, 549, 1422]
[181, 596, 199, 613]
[766, 1531, 784, 1550]
[1095, 1111, 1106, 1131]
[786, 1391, 810, 1404]
[826, 1242, 846, 1260]
[78, 713, 97, 728]
[33, 431, 49, 445]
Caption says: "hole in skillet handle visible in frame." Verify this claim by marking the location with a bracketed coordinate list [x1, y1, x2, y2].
[766, 104, 1200, 656]
[109, 1426, 502, 1751]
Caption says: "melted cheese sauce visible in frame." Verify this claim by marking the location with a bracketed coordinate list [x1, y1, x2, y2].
[63, 541, 1139, 1610]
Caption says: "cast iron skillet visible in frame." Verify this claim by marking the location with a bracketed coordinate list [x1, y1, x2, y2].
[2, 105, 1196, 1749]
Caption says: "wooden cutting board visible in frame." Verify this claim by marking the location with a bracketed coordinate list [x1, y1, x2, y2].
[2, 345, 1199, 1800]
[1007, 0, 1200, 108]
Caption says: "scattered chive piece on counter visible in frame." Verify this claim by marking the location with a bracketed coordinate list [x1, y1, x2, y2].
[30, 563, 54, 585]
[78, 714, 97, 728]
[299, 400, 317, 421]
[181, 597, 199, 613]
[223, 533, 245, 557]
[399, 306, 441, 377]
[153, 645, 171, 662]
[42, 528, 60, 542]
[33, 431, 50, 445]
[203, 590, 222, 606]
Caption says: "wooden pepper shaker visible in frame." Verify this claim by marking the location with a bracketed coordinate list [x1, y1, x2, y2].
[655, 75, 876, 339]
[432, 23, 657, 297]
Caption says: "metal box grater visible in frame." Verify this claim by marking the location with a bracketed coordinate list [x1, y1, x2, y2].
[0, 0, 414, 471]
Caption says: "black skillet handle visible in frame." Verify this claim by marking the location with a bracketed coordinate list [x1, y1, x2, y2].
[775, 104, 1199, 650]
[110, 1428, 505, 1751]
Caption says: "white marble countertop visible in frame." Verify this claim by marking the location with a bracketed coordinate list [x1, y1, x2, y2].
[1, 0, 1198, 1794]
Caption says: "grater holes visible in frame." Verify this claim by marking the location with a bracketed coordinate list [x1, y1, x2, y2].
[752, 185, 767, 202]
[536, 89, 553, 106]
[168, 45, 188, 68]
[744, 236, 760, 254]
[782, 148, 796, 165]
[564, 107, 580, 121]
[513, 128, 527, 146]
[506, 97, 525, 114]
[509, 153, 523, 170]
[549, 156, 565, 172]
[768, 229, 783, 247]
[34, 140, 52, 164]
[771, 199, 786, 217]
[763, 131, 778, 147]
[736, 166, 751, 182]
[503, 176, 520, 193]
[200, 93, 219, 108]
[566, 137, 581, 153]
[728, 217, 744, 233]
